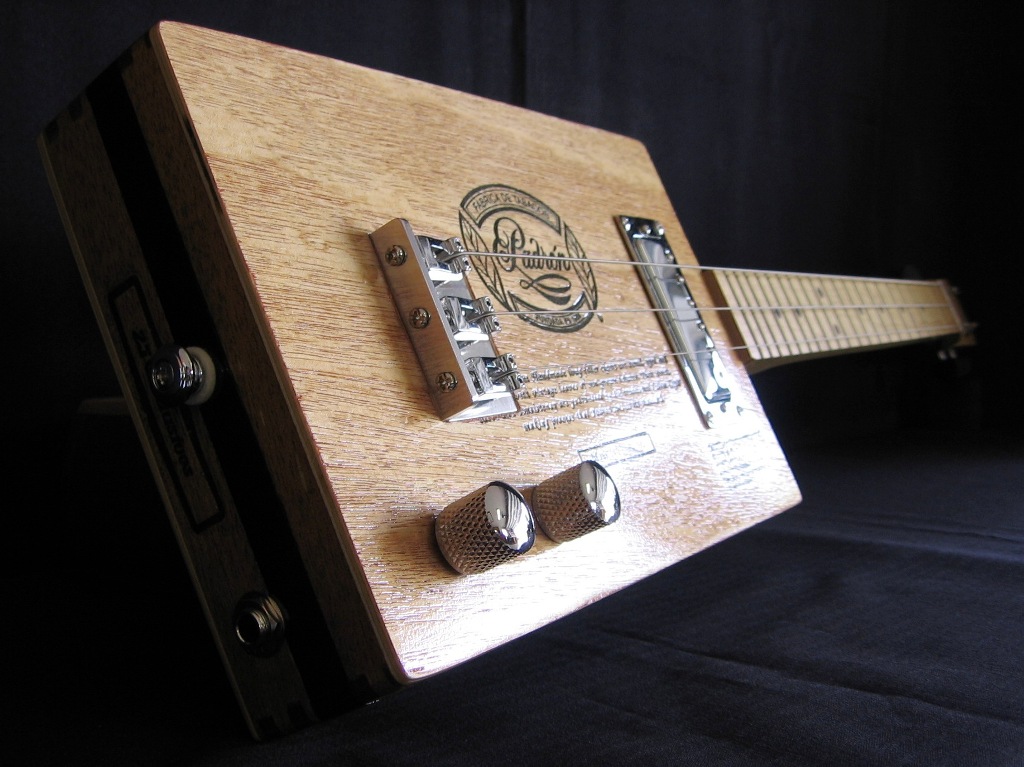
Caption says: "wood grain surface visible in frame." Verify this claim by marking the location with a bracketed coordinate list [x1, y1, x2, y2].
[41, 21, 807, 735]
[153, 21, 801, 679]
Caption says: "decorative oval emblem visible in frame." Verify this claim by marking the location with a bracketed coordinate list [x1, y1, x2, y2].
[459, 184, 598, 333]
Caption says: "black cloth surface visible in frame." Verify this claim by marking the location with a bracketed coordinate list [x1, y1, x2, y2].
[4, 2, 1020, 764]
[8, 419, 1023, 765]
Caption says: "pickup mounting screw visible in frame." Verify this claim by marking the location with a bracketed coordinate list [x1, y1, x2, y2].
[385, 245, 407, 266]
[436, 372, 458, 391]
[410, 307, 431, 328]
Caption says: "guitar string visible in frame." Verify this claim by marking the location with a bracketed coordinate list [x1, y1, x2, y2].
[447, 250, 962, 373]
[485, 302, 952, 316]
[491, 307, 961, 369]
[455, 248, 955, 324]
[454, 249, 948, 286]
[512, 323, 962, 379]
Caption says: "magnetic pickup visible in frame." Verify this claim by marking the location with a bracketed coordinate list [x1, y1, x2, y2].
[616, 215, 733, 427]
[370, 218, 523, 422]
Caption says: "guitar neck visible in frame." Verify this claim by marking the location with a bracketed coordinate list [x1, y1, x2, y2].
[705, 268, 975, 371]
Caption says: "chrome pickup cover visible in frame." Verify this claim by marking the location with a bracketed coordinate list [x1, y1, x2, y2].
[617, 215, 733, 427]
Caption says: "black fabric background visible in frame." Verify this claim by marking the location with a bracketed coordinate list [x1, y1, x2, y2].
[3, 2, 1021, 764]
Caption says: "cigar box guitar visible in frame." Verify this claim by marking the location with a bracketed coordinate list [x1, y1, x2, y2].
[38, 22, 974, 739]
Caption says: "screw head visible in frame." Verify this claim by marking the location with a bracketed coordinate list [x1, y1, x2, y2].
[385, 245, 407, 266]
[148, 345, 205, 403]
[436, 372, 458, 392]
[409, 307, 431, 328]
[149, 358, 178, 393]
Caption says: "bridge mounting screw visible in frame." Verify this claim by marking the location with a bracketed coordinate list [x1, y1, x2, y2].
[436, 372, 458, 392]
[385, 245, 407, 266]
[409, 307, 431, 328]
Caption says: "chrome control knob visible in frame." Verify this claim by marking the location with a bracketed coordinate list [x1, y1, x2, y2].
[533, 461, 620, 542]
[435, 482, 535, 574]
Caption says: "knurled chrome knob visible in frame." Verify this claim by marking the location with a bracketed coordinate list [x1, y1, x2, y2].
[533, 460, 621, 542]
[435, 482, 535, 574]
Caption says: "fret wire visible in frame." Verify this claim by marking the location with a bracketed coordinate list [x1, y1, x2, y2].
[866, 282, 891, 341]
[736, 270, 775, 357]
[868, 279, 900, 344]
[831, 277, 856, 345]
[749, 268, 794, 352]
[809, 275, 835, 349]
[883, 281, 914, 340]
[808, 274, 840, 351]
[783, 274, 820, 354]
[839, 277, 869, 347]
[772, 274, 802, 356]
[716, 271, 762, 361]
[875, 280, 901, 340]
[819, 275, 853, 350]
[850, 278, 876, 343]
[748, 271, 786, 357]
[802, 272, 835, 350]
[868, 278, 901, 342]
[737, 271, 771, 359]
[715, 271, 760, 360]
[765, 273, 797, 353]
[767, 273, 803, 356]
[756, 272, 789, 356]
[789, 275, 827, 353]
